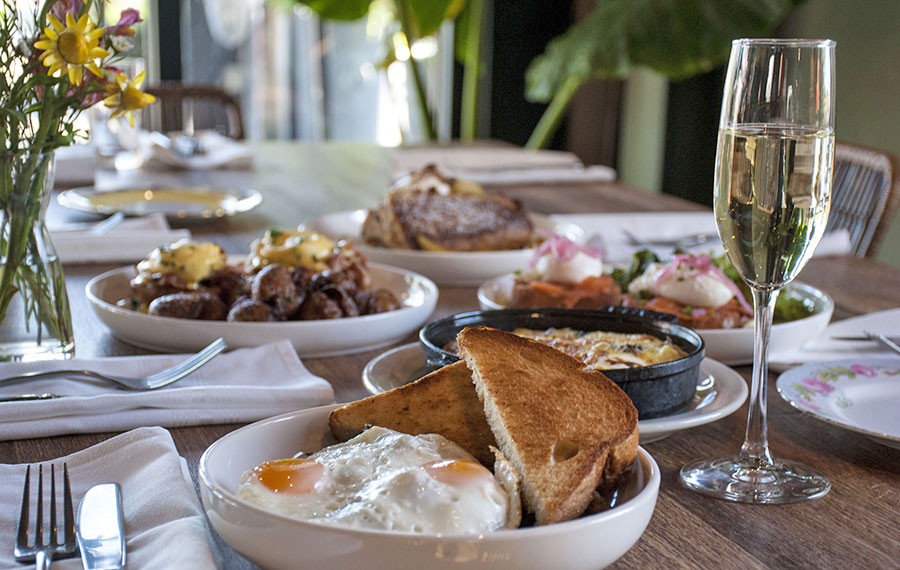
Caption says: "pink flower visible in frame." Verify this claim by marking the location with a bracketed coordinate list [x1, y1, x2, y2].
[112, 9, 142, 37]
[849, 364, 877, 377]
[802, 377, 834, 395]
[50, 0, 84, 22]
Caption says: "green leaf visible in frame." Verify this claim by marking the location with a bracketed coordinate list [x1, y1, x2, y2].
[398, 0, 458, 39]
[290, 0, 373, 21]
[526, 0, 804, 103]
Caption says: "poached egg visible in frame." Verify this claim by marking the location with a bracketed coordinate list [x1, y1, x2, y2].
[628, 261, 734, 308]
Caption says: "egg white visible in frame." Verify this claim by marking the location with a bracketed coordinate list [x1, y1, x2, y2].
[237, 426, 512, 534]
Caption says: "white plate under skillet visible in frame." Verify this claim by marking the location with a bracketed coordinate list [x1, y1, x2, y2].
[86, 263, 438, 357]
[478, 275, 834, 367]
[362, 343, 748, 444]
[306, 209, 584, 286]
[776, 358, 900, 450]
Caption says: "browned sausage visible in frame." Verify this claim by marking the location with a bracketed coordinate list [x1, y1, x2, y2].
[227, 298, 274, 322]
[148, 292, 227, 320]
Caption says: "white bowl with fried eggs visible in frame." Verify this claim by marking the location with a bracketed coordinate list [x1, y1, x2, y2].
[199, 404, 660, 570]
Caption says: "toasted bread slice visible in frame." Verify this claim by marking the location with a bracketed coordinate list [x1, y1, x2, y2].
[457, 327, 639, 525]
[328, 361, 497, 466]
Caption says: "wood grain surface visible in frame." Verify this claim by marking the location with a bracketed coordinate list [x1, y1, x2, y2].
[1, 143, 898, 569]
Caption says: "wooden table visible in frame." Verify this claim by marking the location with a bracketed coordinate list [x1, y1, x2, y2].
[2, 143, 899, 569]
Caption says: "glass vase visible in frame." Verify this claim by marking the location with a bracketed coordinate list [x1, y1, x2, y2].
[0, 150, 75, 361]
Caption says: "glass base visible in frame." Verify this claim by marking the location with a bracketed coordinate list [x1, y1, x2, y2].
[680, 456, 831, 504]
[0, 339, 75, 362]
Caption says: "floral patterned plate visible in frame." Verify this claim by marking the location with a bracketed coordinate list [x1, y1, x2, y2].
[776, 358, 900, 449]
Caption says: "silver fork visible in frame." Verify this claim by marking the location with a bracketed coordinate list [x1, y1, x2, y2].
[15, 464, 79, 569]
[0, 337, 226, 391]
[864, 330, 900, 357]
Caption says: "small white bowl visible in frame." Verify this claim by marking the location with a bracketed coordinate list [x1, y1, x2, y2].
[478, 275, 834, 366]
[199, 404, 660, 570]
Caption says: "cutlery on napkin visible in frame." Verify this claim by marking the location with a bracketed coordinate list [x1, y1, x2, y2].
[0, 340, 334, 441]
[149, 130, 253, 170]
[0, 427, 219, 570]
[769, 308, 900, 370]
[49, 212, 190, 264]
[552, 212, 852, 262]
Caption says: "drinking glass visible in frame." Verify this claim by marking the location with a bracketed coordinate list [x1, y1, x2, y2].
[679, 38, 835, 503]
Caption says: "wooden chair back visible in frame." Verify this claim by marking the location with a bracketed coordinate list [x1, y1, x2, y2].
[829, 142, 900, 257]
[143, 82, 244, 140]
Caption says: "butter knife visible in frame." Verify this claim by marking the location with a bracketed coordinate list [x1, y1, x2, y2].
[77, 483, 126, 570]
[831, 334, 900, 344]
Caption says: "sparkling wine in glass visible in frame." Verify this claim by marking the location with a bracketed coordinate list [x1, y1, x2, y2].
[680, 38, 835, 504]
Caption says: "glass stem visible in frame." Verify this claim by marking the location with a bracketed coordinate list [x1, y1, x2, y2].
[740, 286, 780, 467]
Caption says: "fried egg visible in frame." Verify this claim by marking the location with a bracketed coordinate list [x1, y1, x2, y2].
[236, 426, 516, 534]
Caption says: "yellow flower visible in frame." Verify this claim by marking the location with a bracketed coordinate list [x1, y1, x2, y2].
[34, 13, 108, 86]
[103, 72, 156, 127]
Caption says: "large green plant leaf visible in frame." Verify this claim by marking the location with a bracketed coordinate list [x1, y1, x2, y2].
[291, 0, 373, 21]
[292, 0, 461, 34]
[526, 0, 805, 103]
[397, 0, 460, 39]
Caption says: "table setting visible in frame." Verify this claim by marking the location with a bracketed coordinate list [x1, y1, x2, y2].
[0, 11, 897, 568]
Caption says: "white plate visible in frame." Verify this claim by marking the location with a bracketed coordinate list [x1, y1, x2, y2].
[478, 275, 834, 366]
[307, 209, 584, 286]
[199, 403, 660, 570]
[776, 358, 900, 449]
[85, 263, 438, 357]
[57, 186, 263, 219]
[362, 343, 748, 444]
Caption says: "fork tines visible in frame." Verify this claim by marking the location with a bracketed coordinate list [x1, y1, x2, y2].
[15, 462, 78, 562]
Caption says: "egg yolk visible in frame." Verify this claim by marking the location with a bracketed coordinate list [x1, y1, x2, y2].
[252, 458, 325, 494]
[423, 459, 494, 487]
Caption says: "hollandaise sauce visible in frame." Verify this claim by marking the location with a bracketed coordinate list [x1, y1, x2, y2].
[134, 239, 227, 287]
[249, 229, 335, 270]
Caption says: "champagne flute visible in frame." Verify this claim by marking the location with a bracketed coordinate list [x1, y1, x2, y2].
[680, 38, 835, 503]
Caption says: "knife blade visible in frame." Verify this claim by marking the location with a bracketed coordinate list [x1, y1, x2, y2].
[830, 335, 900, 344]
[77, 483, 126, 570]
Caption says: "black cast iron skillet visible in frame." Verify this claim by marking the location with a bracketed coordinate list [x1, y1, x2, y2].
[419, 306, 706, 420]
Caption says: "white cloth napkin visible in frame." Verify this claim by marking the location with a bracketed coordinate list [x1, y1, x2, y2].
[451, 165, 616, 186]
[769, 308, 900, 370]
[552, 212, 852, 263]
[0, 340, 334, 441]
[149, 130, 253, 170]
[53, 143, 99, 187]
[389, 146, 616, 185]
[49, 212, 190, 264]
[0, 427, 219, 570]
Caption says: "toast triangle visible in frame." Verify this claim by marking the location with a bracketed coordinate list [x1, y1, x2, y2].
[457, 326, 639, 525]
[328, 360, 497, 466]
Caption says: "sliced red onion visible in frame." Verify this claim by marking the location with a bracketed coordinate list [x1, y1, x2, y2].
[529, 231, 604, 268]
